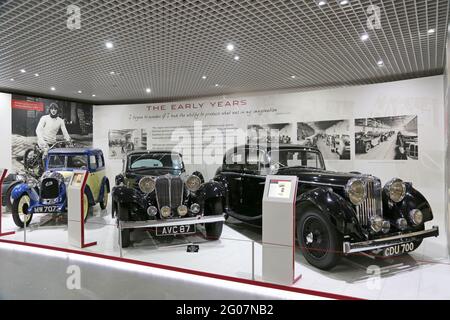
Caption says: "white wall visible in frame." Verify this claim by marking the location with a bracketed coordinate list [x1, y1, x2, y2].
[94, 75, 447, 249]
[0, 93, 12, 170]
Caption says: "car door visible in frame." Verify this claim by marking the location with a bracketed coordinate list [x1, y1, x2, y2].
[220, 147, 245, 214]
[87, 154, 101, 201]
[241, 147, 267, 217]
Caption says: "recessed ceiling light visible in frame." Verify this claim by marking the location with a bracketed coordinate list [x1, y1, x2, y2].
[377, 60, 384, 67]
[215, 84, 219, 87]
[428, 28, 435, 34]
[20, 69, 26, 73]
[50, 87, 56, 91]
[291, 75, 297, 79]
[361, 33, 369, 41]
[10, 78, 14, 81]
[202, 75, 207, 80]
[339, 0, 349, 5]
[317, 0, 327, 6]
[146, 88, 151, 93]
[34, 73, 39, 77]
[110, 71, 115, 75]
[78, 90, 82, 94]
[226, 44, 235, 51]
[105, 41, 114, 49]
[234, 55, 240, 61]
[92, 94, 96, 97]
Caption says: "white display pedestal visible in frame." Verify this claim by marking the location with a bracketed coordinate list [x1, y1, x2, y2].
[262, 175, 300, 285]
[67, 170, 96, 248]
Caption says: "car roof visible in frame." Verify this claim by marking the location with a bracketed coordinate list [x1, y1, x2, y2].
[126, 150, 182, 157]
[49, 148, 103, 155]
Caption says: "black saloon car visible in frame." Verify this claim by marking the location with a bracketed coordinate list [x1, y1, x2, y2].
[214, 144, 439, 270]
[112, 151, 226, 247]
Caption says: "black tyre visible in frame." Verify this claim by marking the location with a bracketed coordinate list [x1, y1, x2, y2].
[5, 183, 19, 212]
[365, 142, 371, 153]
[100, 189, 109, 210]
[297, 208, 342, 270]
[204, 199, 224, 240]
[12, 193, 33, 228]
[118, 203, 131, 248]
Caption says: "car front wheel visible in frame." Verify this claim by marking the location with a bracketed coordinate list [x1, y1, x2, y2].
[297, 208, 342, 270]
[204, 198, 224, 240]
[100, 189, 109, 210]
[118, 203, 131, 248]
[12, 193, 33, 228]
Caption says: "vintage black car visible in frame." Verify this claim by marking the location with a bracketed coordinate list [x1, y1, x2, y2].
[112, 151, 225, 248]
[355, 131, 383, 153]
[214, 144, 439, 270]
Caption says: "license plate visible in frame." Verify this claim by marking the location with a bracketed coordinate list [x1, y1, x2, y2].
[33, 206, 59, 213]
[383, 242, 415, 257]
[156, 225, 196, 236]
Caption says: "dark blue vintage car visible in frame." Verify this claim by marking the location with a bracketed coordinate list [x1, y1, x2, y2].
[11, 148, 110, 228]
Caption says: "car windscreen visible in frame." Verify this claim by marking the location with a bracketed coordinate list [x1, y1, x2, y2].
[128, 153, 183, 170]
[270, 149, 324, 170]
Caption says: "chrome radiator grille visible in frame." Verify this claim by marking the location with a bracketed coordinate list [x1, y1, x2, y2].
[355, 177, 383, 226]
[155, 176, 184, 209]
[41, 178, 59, 199]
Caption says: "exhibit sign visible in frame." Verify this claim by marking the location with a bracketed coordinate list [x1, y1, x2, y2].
[262, 175, 299, 285]
[67, 170, 96, 248]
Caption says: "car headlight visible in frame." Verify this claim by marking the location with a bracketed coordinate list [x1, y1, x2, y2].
[409, 209, 423, 225]
[177, 205, 188, 217]
[190, 203, 201, 215]
[26, 177, 38, 188]
[385, 178, 406, 203]
[396, 218, 408, 230]
[186, 175, 201, 192]
[345, 178, 366, 206]
[370, 216, 384, 233]
[160, 206, 172, 218]
[139, 177, 156, 194]
[147, 206, 158, 217]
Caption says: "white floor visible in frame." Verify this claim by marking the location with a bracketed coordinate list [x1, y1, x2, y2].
[1, 205, 449, 300]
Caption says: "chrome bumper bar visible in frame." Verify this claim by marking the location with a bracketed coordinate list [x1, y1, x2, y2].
[120, 214, 225, 230]
[343, 226, 439, 254]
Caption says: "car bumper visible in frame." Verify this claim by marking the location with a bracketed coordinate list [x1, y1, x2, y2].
[119, 214, 225, 230]
[343, 226, 439, 254]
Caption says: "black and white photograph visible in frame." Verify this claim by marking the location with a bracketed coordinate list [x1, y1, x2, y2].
[11, 94, 93, 176]
[247, 123, 294, 145]
[297, 120, 351, 160]
[108, 129, 147, 159]
[355, 115, 418, 160]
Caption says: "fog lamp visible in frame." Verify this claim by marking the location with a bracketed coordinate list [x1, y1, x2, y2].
[409, 209, 423, 225]
[396, 218, 408, 230]
[147, 206, 158, 217]
[382, 220, 391, 234]
[370, 215, 384, 233]
[177, 205, 188, 217]
[160, 206, 172, 218]
[190, 203, 201, 214]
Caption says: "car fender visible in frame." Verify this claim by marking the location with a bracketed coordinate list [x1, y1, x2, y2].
[296, 187, 365, 239]
[98, 177, 110, 202]
[11, 183, 39, 203]
[84, 185, 95, 206]
[196, 181, 225, 202]
[383, 183, 433, 223]
[112, 186, 147, 210]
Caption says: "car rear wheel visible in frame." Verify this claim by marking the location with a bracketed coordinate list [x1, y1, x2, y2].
[204, 198, 224, 240]
[118, 203, 131, 248]
[297, 208, 342, 270]
[100, 189, 109, 210]
[12, 193, 33, 228]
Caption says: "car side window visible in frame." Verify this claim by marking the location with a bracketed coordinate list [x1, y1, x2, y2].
[90, 155, 98, 170]
[245, 148, 267, 174]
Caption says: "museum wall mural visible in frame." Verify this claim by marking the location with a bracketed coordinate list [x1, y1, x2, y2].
[10, 94, 93, 176]
[93, 76, 446, 240]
